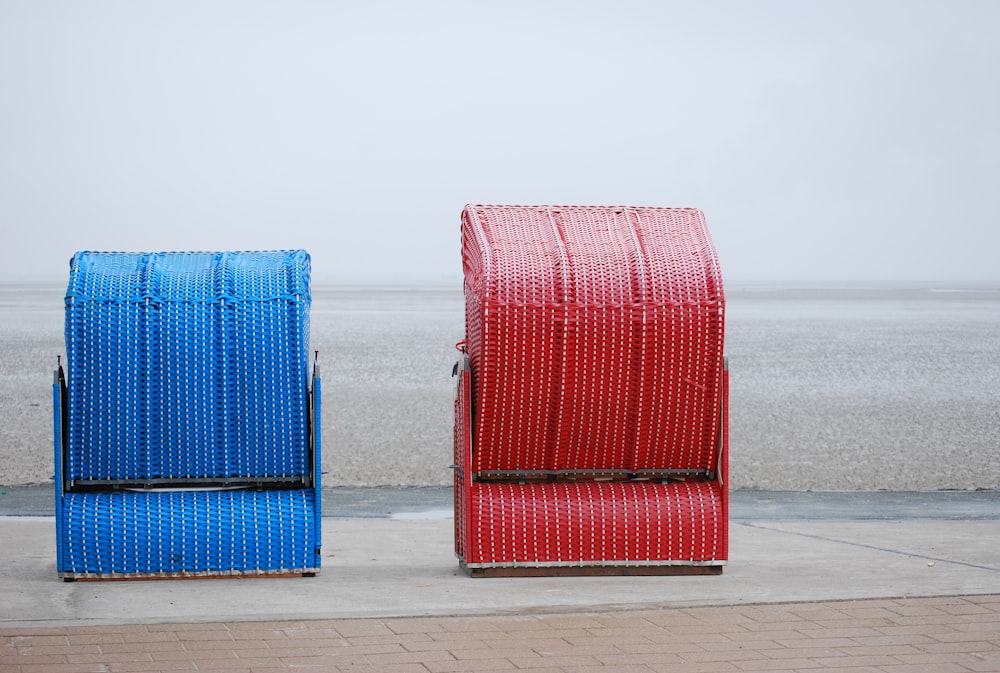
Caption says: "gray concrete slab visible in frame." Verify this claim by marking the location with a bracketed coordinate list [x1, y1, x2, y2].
[2, 490, 998, 629]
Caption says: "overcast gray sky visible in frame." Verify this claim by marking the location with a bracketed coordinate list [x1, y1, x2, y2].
[2, 0, 997, 282]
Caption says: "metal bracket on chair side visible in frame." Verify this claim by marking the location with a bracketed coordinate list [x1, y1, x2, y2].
[54, 359, 69, 493]
[53, 358, 68, 574]
[307, 349, 320, 491]
[716, 354, 729, 487]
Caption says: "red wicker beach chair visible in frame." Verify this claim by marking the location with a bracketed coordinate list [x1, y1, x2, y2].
[454, 205, 728, 576]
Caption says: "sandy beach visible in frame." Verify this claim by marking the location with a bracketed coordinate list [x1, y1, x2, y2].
[2, 280, 998, 490]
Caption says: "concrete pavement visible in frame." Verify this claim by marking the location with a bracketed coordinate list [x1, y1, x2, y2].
[1, 489, 998, 672]
[0, 489, 998, 627]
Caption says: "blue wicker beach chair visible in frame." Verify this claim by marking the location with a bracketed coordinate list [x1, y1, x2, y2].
[53, 250, 322, 580]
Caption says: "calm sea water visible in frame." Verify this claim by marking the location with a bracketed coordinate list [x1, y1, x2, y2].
[2, 280, 998, 490]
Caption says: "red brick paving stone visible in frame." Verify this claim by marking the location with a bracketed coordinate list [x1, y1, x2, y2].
[16, 665, 111, 673]
[365, 648, 459, 665]
[68, 652, 156, 665]
[226, 630, 292, 643]
[679, 648, 775, 665]
[754, 646, 848, 660]
[894, 651, 999, 666]
[772, 636, 860, 649]
[507, 628, 601, 642]
[592, 651, 687, 667]
[490, 635, 603, 652]
[107, 661, 199, 672]
[526, 643, 629, 659]
[647, 663, 742, 673]
[1, 654, 70, 666]
[420, 628, 508, 642]
[968, 596, 1000, 607]
[2, 627, 70, 637]
[634, 610, 711, 627]
[655, 621, 753, 637]
[884, 603, 955, 617]
[257, 636, 351, 651]
[570, 666, 664, 673]
[507, 654, 607, 669]
[282, 628, 346, 641]
[730, 606, 810, 624]
[328, 619, 398, 638]
[403, 636, 500, 653]
[921, 640, 1000, 654]
[629, 642, 749, 659]
[965, 652, 1000, 672]
[850, 634, 939, 648]
[841, 644, 928, 657]
[331, 665, 432, 673]
[8, 643, 102, 657]
[725, 660, 828, 672]
[744, 668, 883, 673]
[952, 616, 1000, 632]
[451, 646, 544, 661]
[119, 631, 180, 644]
[811, 617, 900, 631]
[380, 617, 450, 635]
[205, 657, 284, 670]
[439, 616, 543, 632]
[424, 659, 519, 673]
[784, 604, 857, 620]
[814, 653, 934, 667]
[904, 596, 984, 610]
[932, 615, 1000, 634]
[932, 631, 1000, 646]
[67, 632, 127, 645]
[5, 633, 71, 647]
[180, 638, 248, 651]
[152, 648, 239, 662]
[463, 669, 570, 673]
[874, 666, 974, 673]
[100, 639, 187, 655]
[172, 628, 236, 642]
[534, 615, 609, 629]
[332, 642, 410, 656]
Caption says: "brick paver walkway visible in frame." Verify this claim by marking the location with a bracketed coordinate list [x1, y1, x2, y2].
[3, 595, 999, 673]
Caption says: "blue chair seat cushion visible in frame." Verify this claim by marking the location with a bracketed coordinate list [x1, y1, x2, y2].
[59, 489, 319, 577]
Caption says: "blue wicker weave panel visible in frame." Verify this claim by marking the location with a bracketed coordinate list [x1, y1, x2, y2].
[63, 250, 311, 482]
[61, 489, 318, 575]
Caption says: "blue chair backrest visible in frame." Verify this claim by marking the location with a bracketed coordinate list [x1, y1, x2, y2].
[64, 250, 312, 485]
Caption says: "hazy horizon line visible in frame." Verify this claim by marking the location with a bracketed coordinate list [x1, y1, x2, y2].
[2, 273, 998, 288]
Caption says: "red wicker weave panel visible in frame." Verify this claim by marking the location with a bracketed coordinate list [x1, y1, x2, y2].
[462, 205, 724, 474]
[466, 481, 727, 566]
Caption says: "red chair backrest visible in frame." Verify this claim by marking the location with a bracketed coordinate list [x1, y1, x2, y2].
[462, 205, 725, 474]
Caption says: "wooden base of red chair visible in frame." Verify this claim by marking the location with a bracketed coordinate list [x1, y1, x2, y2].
[461, 563, 724, 578]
